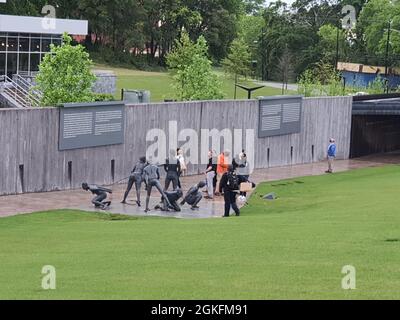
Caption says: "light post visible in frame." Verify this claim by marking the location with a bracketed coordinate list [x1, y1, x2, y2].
[385, 21, 392, 80]
[335, 27, 340, 71]
[384, 22, 400, 93]
[258, 27, 267, 81]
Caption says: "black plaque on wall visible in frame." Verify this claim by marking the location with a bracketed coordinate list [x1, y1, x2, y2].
[59, 101, 125, 151]
[258, 96, 303, 138]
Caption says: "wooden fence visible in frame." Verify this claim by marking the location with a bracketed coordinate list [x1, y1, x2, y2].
[0, 96, 352, 195]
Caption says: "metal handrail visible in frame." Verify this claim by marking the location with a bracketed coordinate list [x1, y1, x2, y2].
[1, 81, 34, 108]
[14, 75, 31, 91]
[3, 84, 32, 106]
[0, 75, 41, 107]
[14, 74, 43, 101]
[2, 87, 30, 108]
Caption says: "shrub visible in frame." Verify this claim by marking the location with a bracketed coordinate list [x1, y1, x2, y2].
[35, 33, 96, 106]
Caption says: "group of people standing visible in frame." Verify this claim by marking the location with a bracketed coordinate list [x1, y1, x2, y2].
[204, 149, 255, 217]
[83, 148, 254, 217]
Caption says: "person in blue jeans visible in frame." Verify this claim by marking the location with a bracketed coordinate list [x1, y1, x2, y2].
[326, 138, 337, 173]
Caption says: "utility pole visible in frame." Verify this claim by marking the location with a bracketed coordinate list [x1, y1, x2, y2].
[234, 73, 238, 99]
[261, 27, 266, 81]
[385, 20, 391, 79]
[335, 27, 340, 71]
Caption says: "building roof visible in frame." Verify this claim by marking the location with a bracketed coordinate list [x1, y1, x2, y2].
[0, 14, 88, 35]
[337, 62, 400, 76]
[353, 98, 400, 115]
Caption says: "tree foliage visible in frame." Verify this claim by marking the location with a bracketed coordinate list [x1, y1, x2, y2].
[3, 0, 400, 84]
[167, 32, 223, 101]
[222, 38, 252, 79]
[35, 34, 96, 106]
[358, 0, 400, 59]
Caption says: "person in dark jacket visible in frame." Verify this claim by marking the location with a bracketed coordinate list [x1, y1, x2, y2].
[219, 165, 240, 217]
[82, 183, 112, 210]
[121, 156, 148, 206]
[143, 162, 172, 213]
[155, 189, 183, 212]
[181, 181, 206, 210]
[164, 152, 181, 191]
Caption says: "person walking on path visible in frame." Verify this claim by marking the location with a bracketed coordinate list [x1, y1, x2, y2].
[326, 138, 337, 174]
[219, 165, 240, 217]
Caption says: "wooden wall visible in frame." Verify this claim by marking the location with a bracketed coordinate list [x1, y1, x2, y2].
[0, 96, 353, 195]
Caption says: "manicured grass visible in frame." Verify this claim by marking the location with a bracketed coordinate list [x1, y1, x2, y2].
[94, 64, 293, 102]
[1, 166, 400, 299]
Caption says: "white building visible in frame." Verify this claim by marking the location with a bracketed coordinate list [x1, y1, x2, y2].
[0, 14, 88, 77]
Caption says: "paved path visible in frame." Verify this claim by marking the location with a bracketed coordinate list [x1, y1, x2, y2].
[254, 80, 298, 92]
[0, 154, 399, 219]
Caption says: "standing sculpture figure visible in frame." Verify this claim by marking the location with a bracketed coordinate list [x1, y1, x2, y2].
[121, 156, 148, 206]
[143, 162, 173, 213]
[82, 183, 112, 210]
[164, 150, 181, 191]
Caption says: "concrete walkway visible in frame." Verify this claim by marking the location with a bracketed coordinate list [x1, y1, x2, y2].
[0, 154, 399, 219]
[254, 80, 298, 92]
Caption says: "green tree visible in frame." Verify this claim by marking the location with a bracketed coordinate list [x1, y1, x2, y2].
[358, 0, 400, 65]
[167, 32, 223, 101]
[297, 61, 344, 97]
[223, 38, 252, 79]
[35, 33, 96, 106]
[317, 24, 347, 64]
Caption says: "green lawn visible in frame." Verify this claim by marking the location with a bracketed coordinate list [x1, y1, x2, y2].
[1, 166, 400, 299]
[94, 64, 293, 102]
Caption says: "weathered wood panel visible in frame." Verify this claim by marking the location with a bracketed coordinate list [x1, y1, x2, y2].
[0, 96, 352, 195]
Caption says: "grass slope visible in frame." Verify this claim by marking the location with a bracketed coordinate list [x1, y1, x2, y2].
[1, 166, 400, 299]
[93, 64, 293, 102]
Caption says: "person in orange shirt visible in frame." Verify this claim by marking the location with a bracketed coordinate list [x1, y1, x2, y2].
[215, 150, 230, 196]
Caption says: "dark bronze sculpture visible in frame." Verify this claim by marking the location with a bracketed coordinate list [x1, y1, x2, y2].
[164, 151, 181, 191]
[181, 181, 206, 210]
[155, 189, 184, 212]
[143, 162, 173, 213]
[82, 183, 112, 210]
[121, 156, 148, 206]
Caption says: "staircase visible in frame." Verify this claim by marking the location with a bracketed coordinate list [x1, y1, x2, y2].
[0, 75, 42, 108]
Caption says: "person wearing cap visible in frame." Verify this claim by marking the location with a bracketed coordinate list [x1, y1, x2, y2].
[326, 138, 337, 173]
